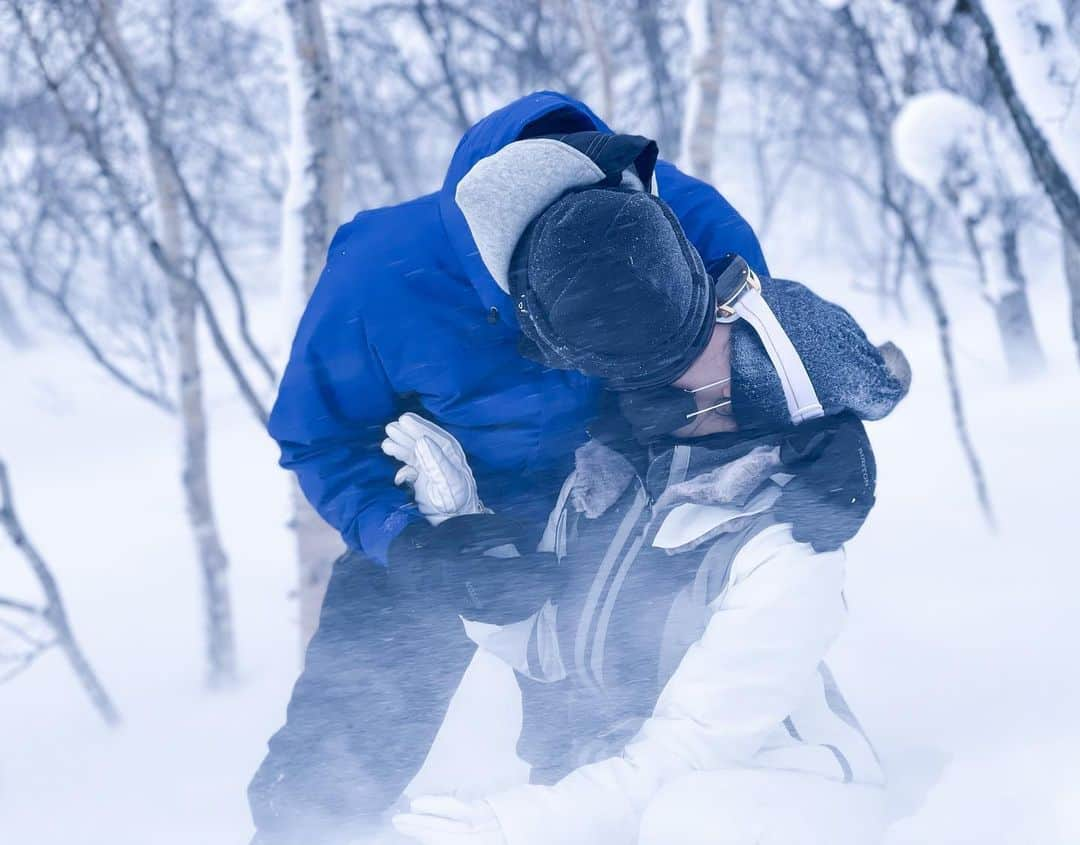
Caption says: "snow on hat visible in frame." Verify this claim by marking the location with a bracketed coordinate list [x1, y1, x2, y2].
[510, 185, 715, 391]
[730, 272, 911, 431]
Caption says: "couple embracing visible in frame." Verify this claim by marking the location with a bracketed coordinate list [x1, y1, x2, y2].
[250, 92, 911, 845]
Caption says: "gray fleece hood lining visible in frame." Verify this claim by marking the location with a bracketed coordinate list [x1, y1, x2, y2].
[454, 137, 656, 294]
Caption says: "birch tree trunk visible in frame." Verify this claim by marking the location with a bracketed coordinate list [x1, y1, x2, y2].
[97, 0, 237, 687]
[1067, 0, 1080, 46]
[148, 146, 237, 688]
[964, 218, 1047, 380]
[680, 0, 725, 181]
[635, 0, 681, 155]
[0, 284, 27, 347]
[1065, 232, 1080, 366]
[993, 224, 1046, 379]
[281, 0, 346, 648]
[577, 0, 615, 123]
[0, 459, 120, 725]
[966, 0, 1080, 247]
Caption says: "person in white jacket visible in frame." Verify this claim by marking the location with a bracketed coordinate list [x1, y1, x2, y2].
[382, 256, 910, 845]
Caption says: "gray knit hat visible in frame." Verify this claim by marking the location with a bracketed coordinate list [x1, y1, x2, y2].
[730, 272, 911, 430]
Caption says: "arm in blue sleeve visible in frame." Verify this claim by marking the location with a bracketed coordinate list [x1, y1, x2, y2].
[268, 250, 419, 565]
[655, 159, 769, 277]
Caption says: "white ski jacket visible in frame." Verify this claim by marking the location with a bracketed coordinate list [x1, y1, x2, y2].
[388, 417, 884, 845]
[478, 454, 884, 845]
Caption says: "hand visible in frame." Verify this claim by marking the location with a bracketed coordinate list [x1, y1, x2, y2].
[774, 413, 876, 552]
[387, 514, 561, 623]
[382, 413, 485, 525]
[392, 796, 506, 845]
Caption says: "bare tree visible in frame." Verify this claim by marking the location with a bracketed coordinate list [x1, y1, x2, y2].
[1066, 233, 1080, 363]
[2, 224, 175, 411]
[0, 84, 175, 411]
[157, 147, 238, 686]
[892, 90, 1047, 379]
[5, 2, 273, 426]
[0, 458, 120, 725]
[990, 207, 1047, 377]
[960, 0, 1080, 366]
[680, 0, 725, 180]
[92, 0, 238, 687]
[576, 0, 616, 121]
[280, 0, 347, 645]
[839, 3, 995, 523]
[727, 1, 996, 520]
[633, 0, 682, 153]
[332, 0, 598, 204]
[1, 0, 291, 684]
[961, 0, 1080, 243]
[0, 280, 28, 347]
[92, 1, 279, 390]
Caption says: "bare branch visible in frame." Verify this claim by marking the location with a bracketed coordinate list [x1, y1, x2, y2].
[0, 596, 46, 617]
[7, 2, 270, 425]
[92, 0, 278, 385]
[5, 232, 176, 412]
[0, 457, 121, 725]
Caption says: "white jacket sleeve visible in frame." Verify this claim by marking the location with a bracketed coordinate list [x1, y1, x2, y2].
[485, 524, 848, 845]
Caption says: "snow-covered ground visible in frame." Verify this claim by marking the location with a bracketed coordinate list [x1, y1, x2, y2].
[2, 246, 1079, 844]
[0, 334, 297, 844]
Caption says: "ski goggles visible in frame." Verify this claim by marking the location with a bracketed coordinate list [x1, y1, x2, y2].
[715, 256, 823, 426]
[619, 257, 824, 441]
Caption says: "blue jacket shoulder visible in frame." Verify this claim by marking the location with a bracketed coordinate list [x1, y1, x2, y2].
[319, 193, 446, 307]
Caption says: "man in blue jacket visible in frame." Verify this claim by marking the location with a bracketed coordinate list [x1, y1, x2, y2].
[249, 92, 768, 844]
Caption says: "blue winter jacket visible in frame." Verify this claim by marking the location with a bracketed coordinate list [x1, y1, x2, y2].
[268, 92, 768, 564]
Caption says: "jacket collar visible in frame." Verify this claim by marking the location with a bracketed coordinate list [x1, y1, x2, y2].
[571, 434, 785, 522]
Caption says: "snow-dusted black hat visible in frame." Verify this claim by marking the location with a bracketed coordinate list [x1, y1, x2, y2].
[511, 185, 715, 391]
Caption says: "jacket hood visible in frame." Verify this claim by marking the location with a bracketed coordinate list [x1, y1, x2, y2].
[439, 92, 609, 326]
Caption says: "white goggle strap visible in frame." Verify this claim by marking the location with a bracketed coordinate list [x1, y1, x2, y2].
[731, 285, 824, 424]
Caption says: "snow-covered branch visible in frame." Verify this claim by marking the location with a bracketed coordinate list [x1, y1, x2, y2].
[893, 89, 1047, 377]
[963, 0, 1080, 245]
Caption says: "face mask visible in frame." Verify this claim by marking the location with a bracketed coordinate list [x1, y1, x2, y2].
[618, 378, 731, 443]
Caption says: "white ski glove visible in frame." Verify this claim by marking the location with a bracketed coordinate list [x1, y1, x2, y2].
[382, 413, 486, 525]
[392, 796, 506, 845]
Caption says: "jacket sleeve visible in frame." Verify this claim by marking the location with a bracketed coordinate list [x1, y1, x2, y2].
[268, 244, 419, 565]
[485, 524, 847, 845]
[655, 159, 769, 278]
